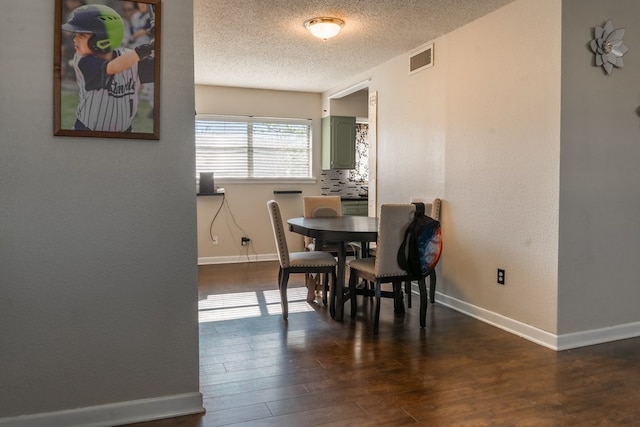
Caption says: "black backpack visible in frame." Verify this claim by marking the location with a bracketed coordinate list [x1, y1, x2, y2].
[397, 203, 443, 277]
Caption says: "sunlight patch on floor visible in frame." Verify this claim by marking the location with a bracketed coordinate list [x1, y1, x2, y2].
[199, 292, 259, 310]
[198, 286, 315, 323]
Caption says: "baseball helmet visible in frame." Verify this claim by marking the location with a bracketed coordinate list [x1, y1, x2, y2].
[62, 4, 124, 54]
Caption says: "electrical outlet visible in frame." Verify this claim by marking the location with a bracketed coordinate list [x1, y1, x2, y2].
[241, 237, 250, 246]
[211, 236, 218, 245]
[497, 269, 505, 285]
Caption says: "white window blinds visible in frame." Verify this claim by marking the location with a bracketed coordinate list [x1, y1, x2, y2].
[195, 115, 312, 179]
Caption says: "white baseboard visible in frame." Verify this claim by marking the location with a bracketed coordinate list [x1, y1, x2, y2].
[555, 320, 640, 351]
[198, 253, 277, 265]
[0, 392, 204, 427]
[435, 292, 640, 351]
[435, 292, 559, 350]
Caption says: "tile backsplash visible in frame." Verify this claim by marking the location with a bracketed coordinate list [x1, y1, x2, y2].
[321, 122, 369, 198]
[321, 169, 368, 198]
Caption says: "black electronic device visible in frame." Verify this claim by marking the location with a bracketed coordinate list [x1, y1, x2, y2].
[199, 172, 216, 194]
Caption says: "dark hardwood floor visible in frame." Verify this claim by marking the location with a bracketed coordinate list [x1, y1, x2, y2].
[127, 261, 640, 426]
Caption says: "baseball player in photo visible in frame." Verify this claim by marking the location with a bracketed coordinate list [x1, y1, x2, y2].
[62, 3, 155, 132]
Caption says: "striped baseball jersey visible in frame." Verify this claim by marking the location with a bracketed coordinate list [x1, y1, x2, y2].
[71, 47, 154, 132]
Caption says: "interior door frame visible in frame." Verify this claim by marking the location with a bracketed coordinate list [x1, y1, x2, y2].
[367, 90, 377, 217]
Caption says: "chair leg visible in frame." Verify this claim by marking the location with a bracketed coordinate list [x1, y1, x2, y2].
[305, 273, 317, 303]
[393, 281, 405, 313]
[329, 270, 337, 318]
[348, 269, 358, 319]
[418, 278, 428, 328]
[322, 272, 329, 306]
[373, 280, 382, 334]
[429, 270, 437, 303]
[330, 270, 336, 308]
[405, 280, 412, 308]
[279, 269, 289, 320]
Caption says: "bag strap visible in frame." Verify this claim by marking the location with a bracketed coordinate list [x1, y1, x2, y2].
[397, 224, 412, 271]
[412, 202, 425, 217]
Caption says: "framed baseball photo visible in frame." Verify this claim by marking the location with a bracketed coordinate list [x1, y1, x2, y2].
[54, 0, 161, 140]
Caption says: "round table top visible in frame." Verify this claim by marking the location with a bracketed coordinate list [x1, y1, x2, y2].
[287, 216, 378, 242]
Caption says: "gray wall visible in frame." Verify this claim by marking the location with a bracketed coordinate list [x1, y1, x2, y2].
[559, 0, 640, 333]
[0, 0, 200, 419]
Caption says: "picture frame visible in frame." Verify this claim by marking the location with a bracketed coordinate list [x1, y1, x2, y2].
[53, 0, 161, 140]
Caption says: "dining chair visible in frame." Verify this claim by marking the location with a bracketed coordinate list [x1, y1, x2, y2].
[302, 196, 343, 252]
[367, 197, 442, 305]
[302, 196, 361, 302]
[348, 204, 430, 334]
[302, 196, 340, 302]
[303, 196, 361, 255]
[407, 197, 442, 304]
[267, 200, 337, 320]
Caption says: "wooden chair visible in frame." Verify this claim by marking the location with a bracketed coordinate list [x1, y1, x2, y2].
[348, 204, 430, 334]
[267, 200, 337, 320]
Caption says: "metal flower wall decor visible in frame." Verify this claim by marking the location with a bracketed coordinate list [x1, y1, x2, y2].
[590, 20, 629, 75]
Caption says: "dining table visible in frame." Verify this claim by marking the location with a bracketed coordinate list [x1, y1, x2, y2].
[287, 215, 378, 320]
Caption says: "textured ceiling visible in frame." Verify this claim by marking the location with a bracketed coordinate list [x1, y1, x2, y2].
[193, 0, 515, 93]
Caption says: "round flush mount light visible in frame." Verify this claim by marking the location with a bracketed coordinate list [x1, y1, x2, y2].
[304, 17, 344, 40]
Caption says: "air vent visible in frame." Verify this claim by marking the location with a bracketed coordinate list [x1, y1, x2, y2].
[409, 44, 433, 75]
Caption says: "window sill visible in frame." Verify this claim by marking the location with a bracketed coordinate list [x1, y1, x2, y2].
[213, 177, 318, 185]
[197, 191, 225, 197]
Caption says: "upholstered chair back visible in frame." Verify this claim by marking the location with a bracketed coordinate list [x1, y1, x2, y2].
[302, 196, 342, 249]
[374, 204, 416, 277]
[267, 200, 290, 268]
[303, 196, 342, 218]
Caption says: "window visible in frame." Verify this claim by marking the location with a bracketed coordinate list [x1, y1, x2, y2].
[195, 115, 312, 180]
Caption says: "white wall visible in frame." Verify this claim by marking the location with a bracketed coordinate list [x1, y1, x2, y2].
[324, 0, 561, 346]
[329, 89, 369, 118]
[442, 0, 561, 334]
[0, 1, 201, 423]
[195, 85, 323, 262]
[323, 0, 640, 348]
[326, 0, 563, 337]
[559, 0, 640, 334]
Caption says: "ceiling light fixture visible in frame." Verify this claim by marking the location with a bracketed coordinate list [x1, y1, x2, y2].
[304, 17, 344, 40]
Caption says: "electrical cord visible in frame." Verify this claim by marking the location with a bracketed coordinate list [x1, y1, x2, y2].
[209, 193, 225, 241]
[223, 196, 251, 240]
[240, 239, 259, 263]
[208, 194, 257, 262]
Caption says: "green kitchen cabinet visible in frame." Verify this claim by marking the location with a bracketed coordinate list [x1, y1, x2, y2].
[322, 116, 356, 170]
